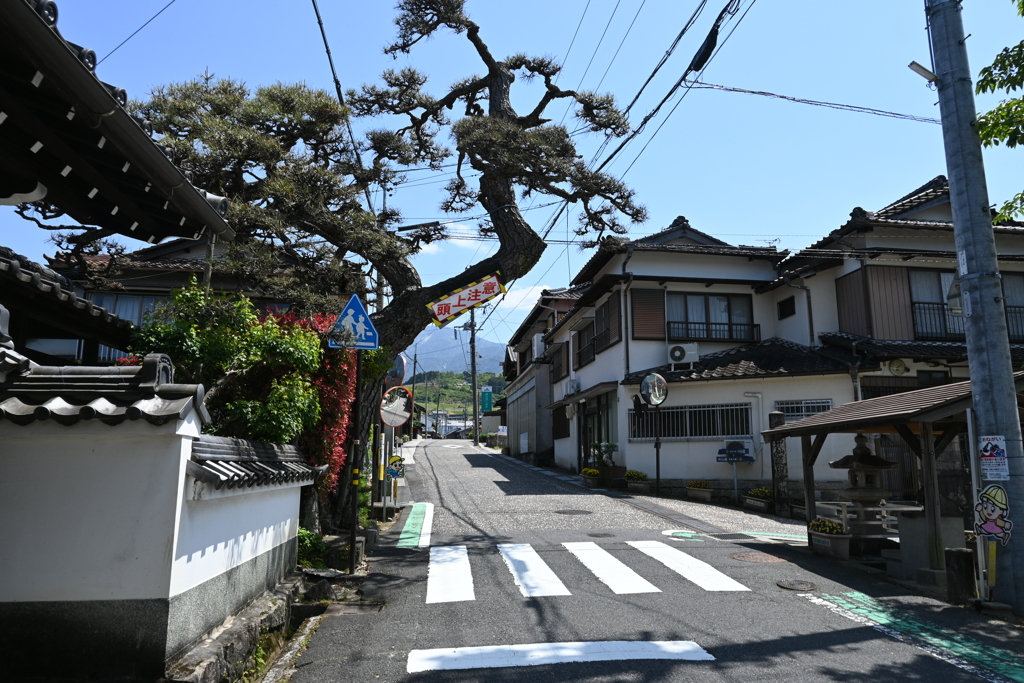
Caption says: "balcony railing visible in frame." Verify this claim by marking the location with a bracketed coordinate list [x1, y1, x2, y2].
[913, 302, 1024, 342]
[575, 341, 596, 368]
[593, 328, 611, 352]
[666, 321, 760, 343]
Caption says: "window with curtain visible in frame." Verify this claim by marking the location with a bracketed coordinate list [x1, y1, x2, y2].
[91, 293, 163, 361]
[665, 293, 755, 341]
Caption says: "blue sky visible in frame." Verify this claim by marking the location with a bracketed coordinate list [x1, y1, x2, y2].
[4, 1, 1023, 345]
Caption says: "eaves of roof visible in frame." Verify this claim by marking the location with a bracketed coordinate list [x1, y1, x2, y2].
[0, 247, 134, 349]
[820, 331, 1024, 363]
[188, 435, 325, 490]
[0, 2, 233, 244]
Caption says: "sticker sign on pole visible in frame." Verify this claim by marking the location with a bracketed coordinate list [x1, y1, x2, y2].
[328, 294, 379, 350]
[979, 435, 1010, 481]
[427, 272, 505, 326]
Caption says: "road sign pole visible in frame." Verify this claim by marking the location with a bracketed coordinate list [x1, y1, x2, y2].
[655, 405, 662, 496]
[349, 349, 362, 575]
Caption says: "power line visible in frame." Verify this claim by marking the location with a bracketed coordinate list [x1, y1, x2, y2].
[555, 0, 593, 83]
[98, 0, 178, 66]
[560, 0, 623, 125]
[688, 81, 941, 124]
[593, 0, 648, 92]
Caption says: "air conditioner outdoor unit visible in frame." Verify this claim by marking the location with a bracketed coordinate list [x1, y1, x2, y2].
[668, 343, 699, 368]
[719, 439, 755, 462]
[563, 378, 580, 396]
[533, 333, 545, 360]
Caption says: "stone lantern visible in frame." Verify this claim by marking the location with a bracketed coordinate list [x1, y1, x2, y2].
[829, 433, 899, 538]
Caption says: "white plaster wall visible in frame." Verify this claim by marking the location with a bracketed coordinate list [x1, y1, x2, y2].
[0, 420, 187, 602]
[618, 374, 857, 483]
[170, 483, 299, 598]
[626, 252, 778, 280]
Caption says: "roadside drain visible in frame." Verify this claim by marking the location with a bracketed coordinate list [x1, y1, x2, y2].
[554, 509, 593, 515]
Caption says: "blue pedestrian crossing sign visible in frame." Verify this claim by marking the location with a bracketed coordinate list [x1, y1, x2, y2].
[327, 294, 379, 350]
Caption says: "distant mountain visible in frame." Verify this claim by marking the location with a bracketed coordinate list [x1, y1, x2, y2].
[400, 327, 506, 374]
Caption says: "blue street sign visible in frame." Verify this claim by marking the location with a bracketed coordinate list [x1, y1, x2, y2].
[327, 294, 379, 350]
[717, 444, 753, 463]
[717, 455, 755, 463]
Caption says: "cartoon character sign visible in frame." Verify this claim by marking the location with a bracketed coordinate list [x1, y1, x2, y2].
[386, 455, 406, 480]
[975, 484, 1013, 546]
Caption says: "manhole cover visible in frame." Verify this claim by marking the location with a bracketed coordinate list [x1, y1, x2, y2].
[776, 579, 819, 591]
[709, 533, 754, 540]
[588, 532, 615, 538]
[554, 509, 593, 515]
[731, 551, 787, 563]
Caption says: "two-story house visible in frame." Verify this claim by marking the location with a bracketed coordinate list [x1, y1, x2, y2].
[504, 286, 586, 462]
[512, 179, 1024, 501]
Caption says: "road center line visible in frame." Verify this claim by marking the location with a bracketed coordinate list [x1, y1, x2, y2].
[407, 640, 714, 672]
[563, 542, 661, 594]
[426, 546, 475, 604]
[627, 541, 749, 592]
[497, 544, 571, 597]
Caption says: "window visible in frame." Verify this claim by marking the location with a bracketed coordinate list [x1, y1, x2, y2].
[628, 403, 751, 441]
[665, 293, 757, 342]
[909, 270, 963, 340]
[917, 371, 949, 387]
[1003, 272, 1024, 341]
[552, 404, 570, 439]
[631, 289, 665, 340]
[573, 322, 596, 369]
[775, 399, 832, 423]
[90, 293, 162, 362]
[549, 343, 568, 381]
[593, 292, 621, 352]
[777, 295, 796, 320]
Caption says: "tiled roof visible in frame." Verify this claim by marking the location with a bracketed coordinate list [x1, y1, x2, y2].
[874, 175, 948, 218]
[540, 284, 589, 300]
[0, 353, 208, 426]
[635, 216, 732, 247]
[622, 338, 862, 385]
[0, 247, 135, 348]
[820, 331, 1024, 362]
[764, 371, 1024, 439]
[188, 435, 326, 490]
[572, 240, 787, 287]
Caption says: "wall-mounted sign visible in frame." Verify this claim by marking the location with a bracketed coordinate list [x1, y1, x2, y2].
[426, 272, 505, 326]
[380, 386, 414, 428]
[979, 435, 1010, 481]
[481, 385, 493, 412]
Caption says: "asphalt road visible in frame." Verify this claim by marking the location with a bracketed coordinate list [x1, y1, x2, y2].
[290, 439, 1024, 683]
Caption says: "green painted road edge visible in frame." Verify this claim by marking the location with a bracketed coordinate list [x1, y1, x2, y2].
[742, 531, 807, 540]
[397, 502, 428, 548]
[820, 592, 1024, 682]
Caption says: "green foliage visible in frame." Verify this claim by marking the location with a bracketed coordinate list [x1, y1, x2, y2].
[624, 469, 648, 482]
[808, 517, 846, 535]
[132, 279, 323, 443]
[976, 2, 1024, 221]
[297, 527, 328, 568]
[406, 370, 506, 410]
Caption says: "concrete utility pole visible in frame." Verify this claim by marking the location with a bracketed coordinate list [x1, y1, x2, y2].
[410, 352, 419, 436]
[926, 0, 1024, 612]
[470, 308, 480, 446]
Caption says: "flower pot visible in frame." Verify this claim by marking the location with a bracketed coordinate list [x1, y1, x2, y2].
[791, 505, 807, 521]
[627, 481, 651, 495]
[742, 495, 773, 514]
[600, 466, 627, 479]
[581, 475, 602, 488]
[687, 487, 713, 502]
[809, 531, 852, 560]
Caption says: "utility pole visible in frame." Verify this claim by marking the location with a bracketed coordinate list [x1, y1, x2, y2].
[927, 0, 1023, 612]
[410, 351, 419, 437]
[469, 308, 480, 446]
[435, 375, 442, 438]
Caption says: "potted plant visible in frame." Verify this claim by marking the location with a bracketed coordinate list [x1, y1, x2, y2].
[686, 480, 713, 502]
[807, 517, 852, 560]
[742, 486, 774, 513]
[581, 468, 602, 488]
[790, 497, 807, 520]
[625, 470, 650, 495]
[591, 443, 626, 483]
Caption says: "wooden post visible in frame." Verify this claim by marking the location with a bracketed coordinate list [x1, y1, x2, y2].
[802, 434, 817, 543]
[769, 411, 790, 518]
[920, 421, 945, 571]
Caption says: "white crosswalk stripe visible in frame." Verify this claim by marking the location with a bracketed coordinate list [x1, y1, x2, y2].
[563, 542, 661, 594]
[422, 540, 749, 603]
[498, 543, 572, 597]
[426, 546, 475, 603]
[627, 540, 750, 592]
